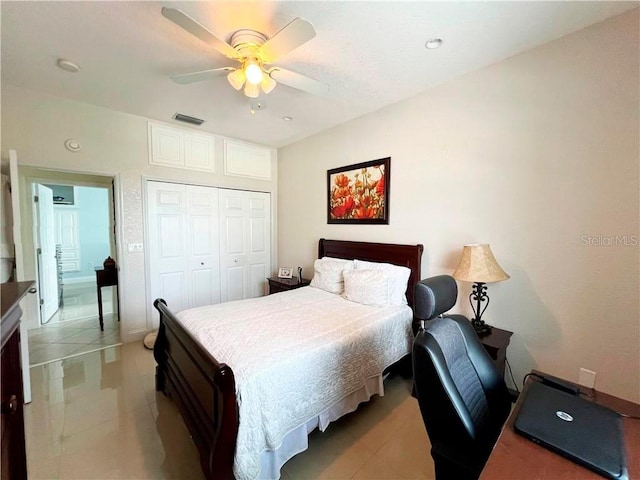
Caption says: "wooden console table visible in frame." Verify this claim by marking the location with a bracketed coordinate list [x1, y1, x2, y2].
[95, 267, 119, 331]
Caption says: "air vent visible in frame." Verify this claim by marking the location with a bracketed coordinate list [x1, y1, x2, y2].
[173, 113, 205, 126]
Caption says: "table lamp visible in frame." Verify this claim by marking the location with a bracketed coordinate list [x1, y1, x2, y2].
[452, 244, 509, 336]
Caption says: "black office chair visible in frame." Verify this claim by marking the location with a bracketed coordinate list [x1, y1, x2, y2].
[412, 275, 511, 480]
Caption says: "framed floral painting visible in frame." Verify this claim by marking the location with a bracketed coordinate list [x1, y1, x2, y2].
[327, 157, 390, 224]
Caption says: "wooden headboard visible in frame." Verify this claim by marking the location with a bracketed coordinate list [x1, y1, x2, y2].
[318, 238, 424, 307]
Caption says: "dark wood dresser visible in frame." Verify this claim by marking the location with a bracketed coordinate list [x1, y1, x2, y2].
[1, 281, 34, 480]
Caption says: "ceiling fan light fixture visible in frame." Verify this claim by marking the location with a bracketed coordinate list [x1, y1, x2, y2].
[227, 69, 246, 90]
[245, 61, 263, 85]
[261, 74, 277, 94]
[244, 82, 260, 98]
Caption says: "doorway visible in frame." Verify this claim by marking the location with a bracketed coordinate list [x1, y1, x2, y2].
[29, 179, 119, 366]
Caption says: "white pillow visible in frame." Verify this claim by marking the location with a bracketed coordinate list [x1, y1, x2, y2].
[309, 258, 354, 294]
[342, 269, 391, 306]
[354, 259, 411, 306]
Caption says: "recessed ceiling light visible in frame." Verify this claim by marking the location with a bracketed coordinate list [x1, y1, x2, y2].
[425, 38, 443, 50]
[282, 116, 293, 121]
[57, 59, 81, 73]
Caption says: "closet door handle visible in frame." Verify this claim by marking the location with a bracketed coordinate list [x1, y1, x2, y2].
[28, 288, 37, 294]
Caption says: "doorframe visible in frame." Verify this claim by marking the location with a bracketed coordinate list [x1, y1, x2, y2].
[19, 168, 123, 333]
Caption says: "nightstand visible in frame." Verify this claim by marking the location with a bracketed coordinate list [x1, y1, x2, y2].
[478, 326, 513, 378]
[267, 277, 311, 295]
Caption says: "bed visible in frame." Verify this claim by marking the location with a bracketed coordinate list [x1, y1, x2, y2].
[153, 238, 424, 479]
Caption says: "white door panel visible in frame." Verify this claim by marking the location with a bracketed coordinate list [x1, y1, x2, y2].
[225, 266, 245, 301]
[158, 215, 184, 258]
[147, 182, 220, 327]
[219, 189, 270, 301]
[186, 185, 219, 308]
[249, 218, 267, 253]
[35, 184, 58, 323]
[250, 263, 267, 298]
[147, 182, 269, 324]
[147, 182, 188, 328]
[191, 268, 215, 306]
[159, 271, 187, 313]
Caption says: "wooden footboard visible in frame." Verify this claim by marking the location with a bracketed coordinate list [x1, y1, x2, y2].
[153, 299, 237, 480]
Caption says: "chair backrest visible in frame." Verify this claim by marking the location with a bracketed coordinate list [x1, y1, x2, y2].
[412, 277, 511, 478]
[413, 275, 458, 321]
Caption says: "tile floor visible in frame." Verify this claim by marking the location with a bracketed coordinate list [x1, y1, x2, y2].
[26, 343, 435, 479]
[28, 282, 120, 366]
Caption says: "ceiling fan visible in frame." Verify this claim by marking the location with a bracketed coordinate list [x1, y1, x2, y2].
[162, 7, 329, 99]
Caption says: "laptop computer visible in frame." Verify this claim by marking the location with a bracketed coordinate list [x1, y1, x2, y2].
[514, 380, 628, 480]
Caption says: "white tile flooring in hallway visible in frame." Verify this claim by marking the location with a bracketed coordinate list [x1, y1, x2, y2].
[26, 343, 435, 479]
[28, 282, 120, 366]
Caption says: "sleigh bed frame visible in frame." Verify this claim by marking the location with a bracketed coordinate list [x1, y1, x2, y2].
[153, 238, 424, 479]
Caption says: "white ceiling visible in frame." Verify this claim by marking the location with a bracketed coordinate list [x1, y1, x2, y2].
[2, 1, 636, 148]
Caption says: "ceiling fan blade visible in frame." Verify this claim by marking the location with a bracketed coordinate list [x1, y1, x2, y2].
[260, 18, 316, 63]
[162, 7, 239, 59]
[171, 67, 235, 85]
[269, 68, 329, 96]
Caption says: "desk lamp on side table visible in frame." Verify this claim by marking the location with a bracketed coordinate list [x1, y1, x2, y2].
[452, 243, 509, 336]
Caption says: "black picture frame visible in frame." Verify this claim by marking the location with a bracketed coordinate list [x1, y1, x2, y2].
[327, 157, 390, 224]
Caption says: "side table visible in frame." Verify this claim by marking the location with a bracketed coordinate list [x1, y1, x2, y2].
[478, 326, 513, 378]
[267, 277, 311, 295]
[95, 267, 120, 331]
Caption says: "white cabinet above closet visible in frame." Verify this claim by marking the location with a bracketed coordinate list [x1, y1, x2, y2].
[224, 139, 272, 180]
[148, 122, 215, 173]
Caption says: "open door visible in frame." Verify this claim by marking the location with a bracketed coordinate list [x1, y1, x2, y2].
[9, 150, 32, 403]
[34, 184, 58, 324]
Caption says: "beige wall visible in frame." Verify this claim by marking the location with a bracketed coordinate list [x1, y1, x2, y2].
[278, 11, 639, 401]
[2, 87, 278, 342]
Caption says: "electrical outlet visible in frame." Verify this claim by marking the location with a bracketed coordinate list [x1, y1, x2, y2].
[127, 243, 144, 253]
[578, 368, 596, 389]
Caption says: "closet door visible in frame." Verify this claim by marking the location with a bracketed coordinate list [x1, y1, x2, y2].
[147, 182, 189, 326]
[147, 182, 221, 328]
[185, 186, 220, 307]
[219, 189, 271, 302]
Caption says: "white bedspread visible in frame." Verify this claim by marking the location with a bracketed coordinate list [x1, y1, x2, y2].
[176, 286, 413, 480]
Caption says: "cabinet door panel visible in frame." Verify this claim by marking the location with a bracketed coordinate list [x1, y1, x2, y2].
[223, 140, 272, 180]
[150, 125, 183, 167]
[184, 133, 215, 172]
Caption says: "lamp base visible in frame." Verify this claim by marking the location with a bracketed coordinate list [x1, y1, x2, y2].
[472, 319, 492, 337]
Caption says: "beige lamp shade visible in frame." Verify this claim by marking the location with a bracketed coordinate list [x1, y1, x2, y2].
[452, 244, 510, 283]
